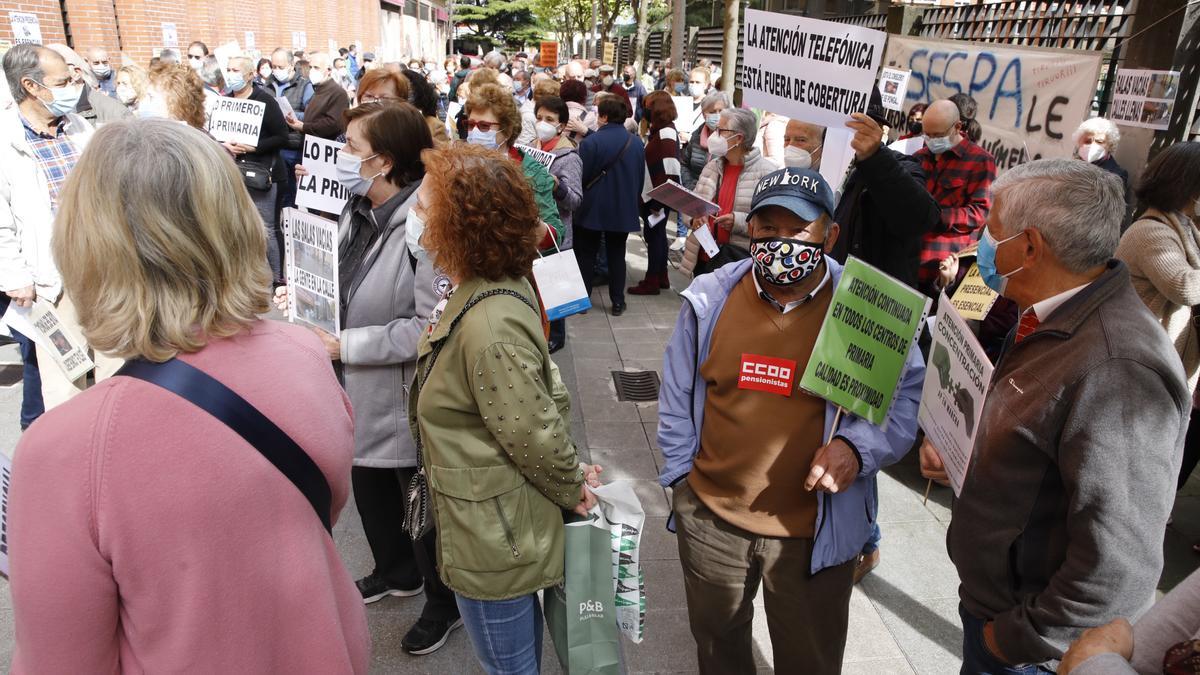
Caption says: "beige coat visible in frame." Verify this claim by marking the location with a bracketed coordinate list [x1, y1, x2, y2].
[1116, 207, 1200, 394]
[681, 148, 781, 276]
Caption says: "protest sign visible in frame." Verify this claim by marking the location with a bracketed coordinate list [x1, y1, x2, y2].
[603, 42, 615, 66]
[213, 41, 241, 71]
[297, 136, 350, 214]
[207, 97, 265, 146]
[161, 22, 179, 49]
[645, 180, 719, 219]
[918, 293, 994, 496]
[887, 136, 924, 155]
[672, 96, 696, 137]
[245, 31, 255, 51]
[883, 36, 1102, 171]
[1109, 69, 1180, 131]
[9, 12, 42, 44]
[950, 263, 999, 321]
[292, 31, 307, 51]
[4, 300, 95, 381]
[0, 450, 10, 577]
[740, 10, 887, 130]
[275, 95, 295, 120]
[514, 144, 556, 169]
[799, 257, 930, 425]
[539, 41, 559, 67]
[878, 68, 911, 112]
[283, 209, 340, 335]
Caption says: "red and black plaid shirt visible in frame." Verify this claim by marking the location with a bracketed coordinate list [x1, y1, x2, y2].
[914, 138, 996, 290]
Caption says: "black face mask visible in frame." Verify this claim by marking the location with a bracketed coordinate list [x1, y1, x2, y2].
[909, 120, 923, 135]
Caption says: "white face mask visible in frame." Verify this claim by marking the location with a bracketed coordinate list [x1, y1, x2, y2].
[688, 82, 706, 98]
[116, 84, 137, 105]
[708, 132, 737, 158]
[93, 64, 111, 77]
[536, 121, 559, 143]
[601, 75, 614, 87]
[1078, 142, 1106, 164]
[407, 208, 427, 257]
[784, 145, 819, 170]
[309, 69, 328, 86]
[273, 68, 291, 82]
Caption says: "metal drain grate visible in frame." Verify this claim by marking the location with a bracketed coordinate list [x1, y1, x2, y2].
[612, 370, 661, 402]
[0, 363, 22, 388]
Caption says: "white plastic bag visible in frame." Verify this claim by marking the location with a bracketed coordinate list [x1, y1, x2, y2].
[532, 226, 591, 321]
[591, 481, 646, 644]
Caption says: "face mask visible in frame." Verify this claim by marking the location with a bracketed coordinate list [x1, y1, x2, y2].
[623, 74, 633, 83]
[224, 72, 246, 94]
[751, 237, 824, 286]
[925, 134, 955, 155]
[93, 64, 111, 78]
[334, 68, 347, 79]
[406, 208, 426, 256]
[273, 68, 291, 82]
[689, 83, 706, 98]
[602, 75, 614, 87]
[536, 121, 559, 142]
[116, 84, 137, 105]
[705, 113, 720, 130]
[137, 92, 169, 119]
[34, 80, 82, 118]
[708, 132, 738, 158]
[784, 145, 819, 170]
[908, 119, 922, 135]
[467, 127, 500, 150]
[188, 57, 204, 71]
[335, 151, 381, 196]
[1078, 142, 1106, 164]
[259, 66, 272, 80]
[309, 69, 327, 86]
[976, 228, 1026, 295]
[674, 83, 686, 95]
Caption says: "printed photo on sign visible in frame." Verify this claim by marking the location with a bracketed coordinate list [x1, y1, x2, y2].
[1109, 68, 1180, 131]
[9, 12, 42, 45]
[282, 208, 341, 335]
[296, 136, 350, 213]
[878, 68, 911, 112]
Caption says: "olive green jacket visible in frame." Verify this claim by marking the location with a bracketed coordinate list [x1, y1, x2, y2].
[411, 275, 584, 600]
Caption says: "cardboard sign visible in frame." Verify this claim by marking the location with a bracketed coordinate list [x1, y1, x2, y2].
[878, 68, 911, 112]
[1109, 69, 1180, 131]
[883, 36, 1102, 171]
[161, 22, 178, 49]
[514, 144, 556, 168]
[539, 42, 559, 68]
[741, 10, 888, 130]
[799, 257, 930, 425]
[282, 209, 340, 335]
[213, 41, 241, 72]
[645, 180, 719, 219]
[603, 42, 615, 66]
[292, 31, 307, 51]
[8, 12, 41, 45]
[296, 136, 350, 214]
[207, 96, 265, 146]
[738, 354, 797, 396]
[4, 300, 95, 382]
[672, 96, 697, 137]
[950, 263, 999, 321]
[918, 292, 994, 496]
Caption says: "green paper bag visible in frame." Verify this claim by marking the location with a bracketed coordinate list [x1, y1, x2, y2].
[545, 514, 620, 674]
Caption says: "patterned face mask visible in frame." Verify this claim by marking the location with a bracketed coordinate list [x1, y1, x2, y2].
[750, 237, 824, 286]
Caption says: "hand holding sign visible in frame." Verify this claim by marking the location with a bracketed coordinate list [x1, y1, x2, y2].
[845, 112, 885, 162]
[805, 438, 860, 493]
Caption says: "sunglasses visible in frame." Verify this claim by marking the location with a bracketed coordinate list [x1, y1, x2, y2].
[188, 55, 203, 61]
[466, 119, 498, 132]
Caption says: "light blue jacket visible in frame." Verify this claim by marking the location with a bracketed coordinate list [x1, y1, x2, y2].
[657, 258, 925, 574]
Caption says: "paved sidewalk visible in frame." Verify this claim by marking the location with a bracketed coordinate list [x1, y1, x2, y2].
[0, 237, 1195, 673]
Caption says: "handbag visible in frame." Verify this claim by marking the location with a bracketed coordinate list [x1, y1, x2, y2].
[236, 156, 273, 192]
[116, 357, 333, 533]
[584, 134, 634, 191]
[403, 288, 541, 540]
[692, 242, 750, 276]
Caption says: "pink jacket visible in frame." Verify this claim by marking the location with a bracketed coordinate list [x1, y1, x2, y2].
[9, 320, 370, 673]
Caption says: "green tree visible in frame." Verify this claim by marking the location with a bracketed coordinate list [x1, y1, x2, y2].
[454, 0, 542, 47]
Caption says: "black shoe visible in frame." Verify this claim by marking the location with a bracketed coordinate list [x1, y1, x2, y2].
[548, 339, 564, 354]
[611, 302, 627, 316]
[355, 572, 423, 605]
[594, 273, 610, 286]
[402, 617, 464, 655]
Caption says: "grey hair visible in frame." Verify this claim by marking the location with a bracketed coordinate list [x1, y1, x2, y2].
[271, 48, 295, 65]
[1072, 116, 1121, 151]
[992, 158, 1124, 273]
[700, 91, 731, 112]
[199, 55, 225, 91]
[721, 108, 758, 148]
[3, 43, 50, 104]
[484, 50, 506, 69]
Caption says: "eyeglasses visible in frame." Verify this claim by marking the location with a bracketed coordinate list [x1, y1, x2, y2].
[360, 94, 402, 104]
[466, 119, 498, 132]
[188, 55, 203, 61]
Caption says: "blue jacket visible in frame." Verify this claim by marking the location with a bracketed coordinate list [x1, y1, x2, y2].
[657, 258, 925, 574]
[577, 123, 644, 234]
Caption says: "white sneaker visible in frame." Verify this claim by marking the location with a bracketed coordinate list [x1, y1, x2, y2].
[669, 238, 687, 252]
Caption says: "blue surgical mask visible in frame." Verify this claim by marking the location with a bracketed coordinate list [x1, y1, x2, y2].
[467, 127, 500, 150]
[35, 80, 82, 118]
[224, 72, 246, 94]
[924, 134, 955, 155]
[336, 151, 381, 196]
[976, 228, 1025, 295]
[406, 208, 426, 257]
[705, 113, 720, 130]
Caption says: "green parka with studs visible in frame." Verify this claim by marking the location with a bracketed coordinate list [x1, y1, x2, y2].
[410, 275, 585, 601]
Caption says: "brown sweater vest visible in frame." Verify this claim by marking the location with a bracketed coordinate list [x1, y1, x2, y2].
[689, 272, 832, 538]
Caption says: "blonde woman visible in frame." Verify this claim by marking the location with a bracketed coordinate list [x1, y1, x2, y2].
[115, 63, 148, 110]
[8, 119, 370, 672]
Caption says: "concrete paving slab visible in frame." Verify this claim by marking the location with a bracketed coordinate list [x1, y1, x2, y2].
[870, 594, 963, 675]
[584, 419, 652, 451]
[858, 520, 961, 603]
[588, 446, 660, 482]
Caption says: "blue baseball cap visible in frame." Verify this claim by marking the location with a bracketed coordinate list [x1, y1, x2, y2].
[748, 167, 837, 224]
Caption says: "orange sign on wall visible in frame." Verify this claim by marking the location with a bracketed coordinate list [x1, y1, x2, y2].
[539, 41, 559, 67]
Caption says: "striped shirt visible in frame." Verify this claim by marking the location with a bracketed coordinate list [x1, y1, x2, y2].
[642, 124, 682, 213]
[21, 115, 82, 213]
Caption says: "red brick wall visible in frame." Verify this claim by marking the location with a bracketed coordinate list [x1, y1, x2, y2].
[2, 0, 380, 67]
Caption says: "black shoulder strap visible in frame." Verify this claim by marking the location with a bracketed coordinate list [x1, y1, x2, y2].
[585, 133, 635, 191]
[116, 358, 333, 534]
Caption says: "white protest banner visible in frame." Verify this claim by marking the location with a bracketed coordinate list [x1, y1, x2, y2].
[161, 22, 179, 49]
[1109, 69, 1179, 131]
[297, 136, 350, 214]
[918, 292, 994, 496]
[741, 10, 887, 130]
[282, 208, 340, 335]
[878, 68, 911, 112]
[9, 12, 42, 45]
[645, 180, 719, 219]
[245, 31, 255, 51]
[292, 31, 307, 51]
[672, 96, 696, 137]
[515, 144, 556, 169]
[5, 300, 95, 381]
[213, 41, 241, 72]
[883, 36, 1102, 171]
[0, 450, 10, 578]
[207, 97, 265, 146]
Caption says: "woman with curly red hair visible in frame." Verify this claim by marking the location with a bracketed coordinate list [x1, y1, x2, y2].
[408, 143, 601, 674]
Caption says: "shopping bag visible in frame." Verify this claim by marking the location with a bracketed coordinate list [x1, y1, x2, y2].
[532, 226, 591, 321]
[592, 482, 646, 644]
[545, 513, 621, 674]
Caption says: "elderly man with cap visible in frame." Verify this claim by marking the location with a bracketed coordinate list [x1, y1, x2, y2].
[949, 159, 1189, 673]
[657, 167, 924, 674]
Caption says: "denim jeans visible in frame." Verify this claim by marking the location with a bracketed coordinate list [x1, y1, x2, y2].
[959, 605, 1053, 675]
[0, 297, 44, 430]
[455, 593, 543, 675]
